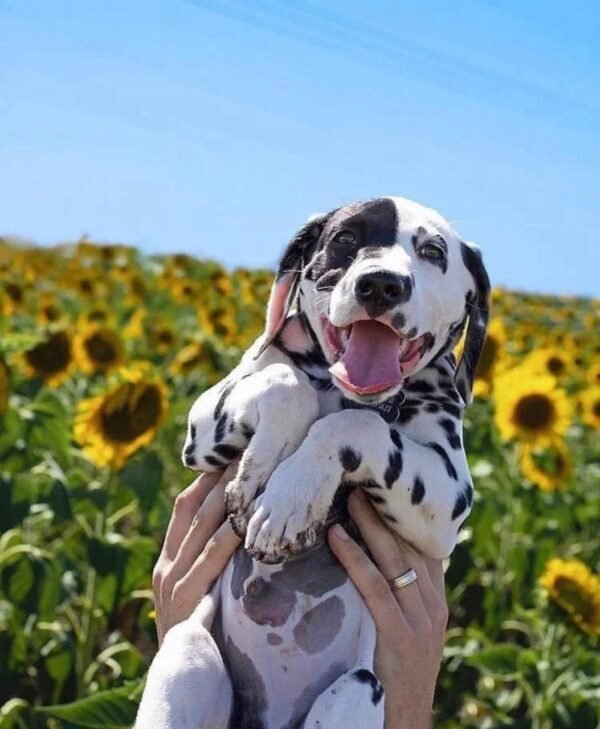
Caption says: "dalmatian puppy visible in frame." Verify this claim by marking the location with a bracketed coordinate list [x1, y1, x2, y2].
[135, 197, 490, 729]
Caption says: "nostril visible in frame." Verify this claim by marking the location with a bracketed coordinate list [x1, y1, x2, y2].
[383, 283, 402, 302]
[356, 278, 374, 299]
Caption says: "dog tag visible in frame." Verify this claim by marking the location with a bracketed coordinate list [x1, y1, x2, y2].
[343, 391, 406, 423]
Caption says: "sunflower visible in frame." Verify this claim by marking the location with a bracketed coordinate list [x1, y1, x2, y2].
[74, 365, 168, 468]
[38, 295, 64, 325]
[198, 305, 238, 344]
[540, 558, 600, 636]
[122, 309, 146, 339]
[525, 348, 573, 380]
[146, 320, 177, 356]
[0, 360, 9, 413]
[79, 305, 115, 328]
[208, 269, 233, 298]
[586, 362, 600, 388]
[171, 278, 198, 304]
[493, 367, 573, 443]
[74, 326, 125, 374]
[579, 387, 600, 431]
[3, 281, 25, 314]
[170, 340, 222, 383]
[520, 438, 572, 491]
[22, 330, 74, 387]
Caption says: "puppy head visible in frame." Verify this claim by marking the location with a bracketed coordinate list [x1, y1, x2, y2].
[264, 197, 490, 406]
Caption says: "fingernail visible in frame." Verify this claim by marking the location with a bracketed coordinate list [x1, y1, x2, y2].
[332, 524, 350, 541]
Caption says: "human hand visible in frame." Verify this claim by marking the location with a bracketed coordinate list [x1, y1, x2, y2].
[151, 463, 241, 645]
[328, 490, 448, 729]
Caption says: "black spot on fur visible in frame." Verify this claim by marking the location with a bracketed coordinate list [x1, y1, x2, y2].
[213, 443, 242, 461]
[392, 312, 406, 330]
[214, 382, 234, 422]
[425, 402, 440, 413]
[231, 549, 253, 600]
[438, 417, 462, 449]
[407, 379, 435, 394]
[407, 326, 418, 339]
[339, 446, 362, 472]
[353, 669, 384, 705]
[452, 491, 468, 520]
[412, 476, 426, 505]
[384, 449, 403, 488]
[397, 407, 419, 424]
[214, 412, 228, 443]
[389, 428, 403, 450]
[367, 493, 386, 504]
[428, 442, 458, 480]
[440, 402, 461, 418]
[204, 454, 226, 468]
[464, 482, 474, 506]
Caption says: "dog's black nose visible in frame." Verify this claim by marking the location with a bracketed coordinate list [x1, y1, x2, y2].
[355, 271, 411, 312]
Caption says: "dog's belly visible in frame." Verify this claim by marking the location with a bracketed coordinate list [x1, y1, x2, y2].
[218, 542, 371, 728]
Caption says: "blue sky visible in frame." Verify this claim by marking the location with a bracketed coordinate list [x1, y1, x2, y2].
[1, 0, 599, 296]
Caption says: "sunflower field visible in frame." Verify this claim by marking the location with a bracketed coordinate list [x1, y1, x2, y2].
[0, 237, 598, 729]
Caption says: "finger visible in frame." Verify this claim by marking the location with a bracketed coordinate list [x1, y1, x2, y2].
[171, 520, 241, 619]
[162, 471, 223, 561]
[424, 555, 446, 598]
[348, 491, 424, 623]
[328, 524, 408, 637]
[170, 480, 229, 583]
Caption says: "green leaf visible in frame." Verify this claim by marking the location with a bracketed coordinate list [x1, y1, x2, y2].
[37, 680, 144, 729]
[467, 644, 523, 677]
[118, 451, 163, 517]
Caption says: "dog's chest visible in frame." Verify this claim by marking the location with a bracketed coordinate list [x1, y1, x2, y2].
[217, 542, 367, 728]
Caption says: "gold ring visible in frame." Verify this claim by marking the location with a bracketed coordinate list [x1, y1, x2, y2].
[389, 568, 417, 590]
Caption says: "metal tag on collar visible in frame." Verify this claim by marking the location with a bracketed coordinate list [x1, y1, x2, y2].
[343, 391, 407, 423]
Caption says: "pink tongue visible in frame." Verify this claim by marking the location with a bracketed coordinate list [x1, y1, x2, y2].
[329, 320, 402, 395]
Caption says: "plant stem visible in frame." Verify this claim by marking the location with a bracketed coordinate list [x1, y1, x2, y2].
[76, 468, 117, 697]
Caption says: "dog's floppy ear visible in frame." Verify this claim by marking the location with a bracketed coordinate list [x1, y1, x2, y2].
[255, 213, 330, 358]
[455, 241, 491, 405]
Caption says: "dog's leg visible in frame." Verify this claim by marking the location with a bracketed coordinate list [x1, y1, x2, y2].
[245, 408, 473, 562]
[218, 363, 319, 534]
[303, 613, 384, 729]
[135, 588, 232, 729]
[183, 363, 319, 536]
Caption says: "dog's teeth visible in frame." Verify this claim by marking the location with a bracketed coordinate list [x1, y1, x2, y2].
[340, 328, 350, 348]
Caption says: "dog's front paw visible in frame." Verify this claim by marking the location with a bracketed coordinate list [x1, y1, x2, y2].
[244, 460, 333, 563]
[224, 457, 270, 537]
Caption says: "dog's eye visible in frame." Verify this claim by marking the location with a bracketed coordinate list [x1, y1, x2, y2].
[419, 243, 445, 261]
[335, 230, 356, 244]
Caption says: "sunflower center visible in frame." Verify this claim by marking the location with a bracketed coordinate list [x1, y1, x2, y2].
[157, 330, 174, 345]
[5, 283, 23, 304]
[43, 305, 60, 321]
[514, 394, 554, 431]
[25, 332, 71, 375]
[547, 356, 565, 376]
[79, 279, 94, 294]
[554, 577, 595, 621]
[101, 384, 162, 442]
[85, 333, 118, 364]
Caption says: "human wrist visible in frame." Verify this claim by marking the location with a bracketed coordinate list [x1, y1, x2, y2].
[386, 700, 433, 729]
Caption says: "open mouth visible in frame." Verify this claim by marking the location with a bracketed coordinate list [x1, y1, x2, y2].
[322, 316, 427, 396]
